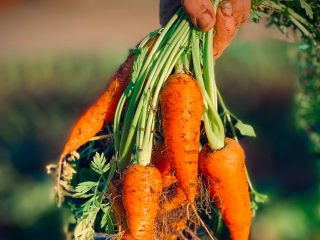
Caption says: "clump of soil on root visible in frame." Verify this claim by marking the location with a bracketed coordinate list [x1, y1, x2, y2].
[156, 180, 200, 240]
[111, 175, 202, 239]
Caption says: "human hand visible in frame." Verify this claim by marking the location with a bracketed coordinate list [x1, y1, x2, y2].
[160, 0, 251, 59]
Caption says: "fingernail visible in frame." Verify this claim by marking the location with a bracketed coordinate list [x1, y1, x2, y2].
[220, 1, 232, 17]
[196, 11, 214, 30]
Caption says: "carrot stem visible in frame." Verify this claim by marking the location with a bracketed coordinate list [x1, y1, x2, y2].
[191, 28, 225, 150]
[121, 19, 187, 164]
[117, 11, 191, 170]
[115, 10, 184, 171]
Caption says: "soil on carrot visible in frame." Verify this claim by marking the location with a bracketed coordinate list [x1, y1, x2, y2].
[111, 175, 200, 240]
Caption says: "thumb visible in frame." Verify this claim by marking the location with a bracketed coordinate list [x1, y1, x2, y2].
[213, 0, 236, 59]
[181, 0, 216, 32]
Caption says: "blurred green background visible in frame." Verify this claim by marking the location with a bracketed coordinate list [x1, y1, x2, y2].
[0, 1, 319, 240]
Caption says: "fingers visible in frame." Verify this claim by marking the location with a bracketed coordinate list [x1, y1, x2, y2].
[229, 0, 251, 27]
[213, 1, 236, 59]
[181, 0, 216, 31]
[160, 0, 181, 26]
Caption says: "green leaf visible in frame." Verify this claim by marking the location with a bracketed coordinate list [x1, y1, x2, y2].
[298, 43, 310, 51]
[74, 181, 98, 196]
[131, 47, 148, 82]
[74, 209, 98, 240]
[90, 152, 110, 174]
[73, 192, 95, 198]
[235, 121, 256, 137]
[299, 0, 313, 19]
[100, 206, 114, 233]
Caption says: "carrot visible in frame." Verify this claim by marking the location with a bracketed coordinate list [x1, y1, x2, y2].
[55, 54, 135, 206]
[61, 54, 135, 157]
[199, 138, 252, 240]
[121, 232, 134, 240]
[159, 73, 204, 203]
[151, 139, 172, 179]
[122, 164, 162, 240]
[151, 139, 188, 210]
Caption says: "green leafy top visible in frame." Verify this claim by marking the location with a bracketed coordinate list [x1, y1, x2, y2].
[253, 0, 319, 42]
[72, 153, 114, 240]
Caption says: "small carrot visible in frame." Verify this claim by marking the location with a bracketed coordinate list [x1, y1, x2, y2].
[122, 164, 162, 240]
[159, 73, 204, 203]
[151, 140, 188, 211]
[199, 138, 252, 240]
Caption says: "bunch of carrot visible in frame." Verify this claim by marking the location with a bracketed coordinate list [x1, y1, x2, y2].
[54, 1, 267, 240]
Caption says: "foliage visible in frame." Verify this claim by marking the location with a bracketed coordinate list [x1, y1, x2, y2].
[296, 41, 320, 153]
[253, 1, 320, 152]
[69, 153, 115, 240]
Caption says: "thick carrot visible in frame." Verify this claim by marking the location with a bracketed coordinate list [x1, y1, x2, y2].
[159, 73, 204, 203]
[61, 54, 135, 157]
[122, 164, 162, 240]
[199, 138, 252, 240]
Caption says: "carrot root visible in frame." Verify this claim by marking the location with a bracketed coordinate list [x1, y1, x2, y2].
[122, 164, 162, 240]
[199, 138, 252, 240]
[160, 73, 204, 204]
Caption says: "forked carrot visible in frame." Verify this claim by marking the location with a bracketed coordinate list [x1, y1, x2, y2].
[199, 138, 252, 240]
[151, 139, 172, 179]
[151, 139, 188, 211]
[122, 164, 162, 240]
[159, 73, 204, 203]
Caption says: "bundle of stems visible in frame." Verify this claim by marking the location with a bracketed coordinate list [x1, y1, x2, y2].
[113, 1, 224, 173]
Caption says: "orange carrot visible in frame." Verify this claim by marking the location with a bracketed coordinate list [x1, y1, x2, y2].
[61, 36, 158, 158]
[55, 54, 135, 206]
[151, 139, 188, 211]
[61, 54, 135, 157]
[121, 231, 134, 240]
[122, 164, 162, 240]
[199, 138, 252, 240]
[151, 139, 172, 180]
[159, 73, 204, 203]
